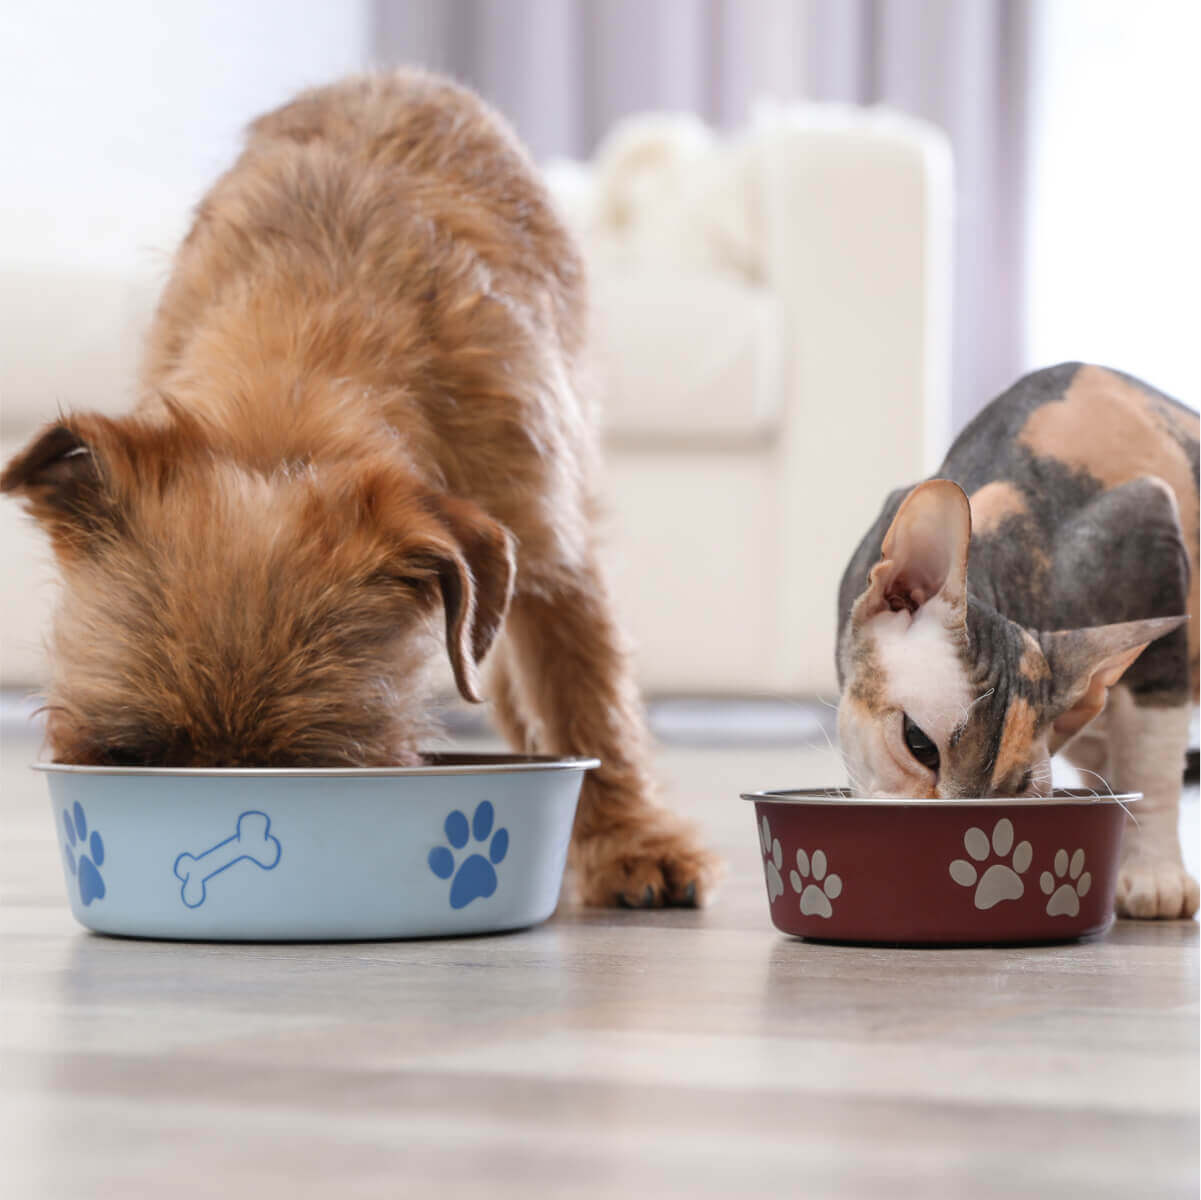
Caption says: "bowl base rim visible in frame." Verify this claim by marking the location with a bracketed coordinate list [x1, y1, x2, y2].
[770, 916, 1115, 949]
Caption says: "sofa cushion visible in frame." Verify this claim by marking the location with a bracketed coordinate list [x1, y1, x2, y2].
[588, 267, 782, 448]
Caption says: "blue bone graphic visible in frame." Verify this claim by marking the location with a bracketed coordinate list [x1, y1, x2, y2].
[173, 811, 281, 908]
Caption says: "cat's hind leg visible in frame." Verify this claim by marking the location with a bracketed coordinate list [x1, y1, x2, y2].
[1052, 475, 1197, 916]
[1106, 687, 1198, 918]
[1061, 721, 1110, 786]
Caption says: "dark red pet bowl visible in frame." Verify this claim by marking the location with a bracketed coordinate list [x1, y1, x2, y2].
[745, 788, 1135, 945]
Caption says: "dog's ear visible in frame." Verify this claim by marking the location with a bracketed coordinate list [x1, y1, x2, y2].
[0, 417, 117, 553]
[422, 495, 517, 703]
[3, 406, 212, 559]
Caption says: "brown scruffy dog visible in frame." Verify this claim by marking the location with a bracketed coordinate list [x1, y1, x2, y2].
[1, 71, 719, 908]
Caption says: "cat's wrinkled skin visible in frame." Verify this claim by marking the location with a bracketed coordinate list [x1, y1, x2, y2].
[838, 364, 1198, 919]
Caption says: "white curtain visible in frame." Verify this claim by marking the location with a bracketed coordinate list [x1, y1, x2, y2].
[372, 0, 1032, 431]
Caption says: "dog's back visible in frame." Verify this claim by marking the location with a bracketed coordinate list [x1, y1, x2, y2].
[245, 70, 586, 347]
[138, 71, 596, 557]
[141, 72, 585, 442]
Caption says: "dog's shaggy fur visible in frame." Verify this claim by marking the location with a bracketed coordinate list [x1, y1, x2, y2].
[2, 71, 719, 907]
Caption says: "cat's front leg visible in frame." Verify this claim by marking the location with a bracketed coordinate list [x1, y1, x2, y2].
[1105, 686, 1198, 919]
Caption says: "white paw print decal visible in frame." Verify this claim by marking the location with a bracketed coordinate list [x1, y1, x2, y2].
[949, 818, 1033, 910]
[1040, 848, 1091, 916]
[759, 816, 784, 901]
[789, 848, 842, 918]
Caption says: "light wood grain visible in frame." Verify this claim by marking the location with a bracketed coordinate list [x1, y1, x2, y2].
[2, 724, 1197, 1199]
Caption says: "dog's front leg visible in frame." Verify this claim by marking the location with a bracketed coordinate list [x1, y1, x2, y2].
[1106, 686, 1198, 918]
[499, 563, 721, 907]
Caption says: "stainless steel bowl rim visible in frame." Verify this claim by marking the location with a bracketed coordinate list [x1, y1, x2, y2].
[32, 753, 601, 779]
[742, 787, 1140, 807]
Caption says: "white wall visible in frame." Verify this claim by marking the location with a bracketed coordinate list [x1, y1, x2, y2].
[1026, 0, 1201, 407]
[0, 1, 371, 270]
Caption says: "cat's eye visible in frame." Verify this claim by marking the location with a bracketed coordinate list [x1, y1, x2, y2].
[902, 715, 940, 772]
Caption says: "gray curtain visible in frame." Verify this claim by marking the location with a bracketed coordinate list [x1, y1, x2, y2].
[806, 0, 1032, 434]
[372, 0, 810, 159]
[372, 0, 1032, 432]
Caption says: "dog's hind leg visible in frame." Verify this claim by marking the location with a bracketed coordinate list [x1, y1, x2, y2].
[500, 559, 722, 908]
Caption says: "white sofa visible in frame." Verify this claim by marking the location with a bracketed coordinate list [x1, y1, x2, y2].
[548, 105, 952, 697]
[0, 104, 951, 698]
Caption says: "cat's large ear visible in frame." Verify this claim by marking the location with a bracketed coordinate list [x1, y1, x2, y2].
[852, 479, 972, 627]
[1042, 615, 1188, 751]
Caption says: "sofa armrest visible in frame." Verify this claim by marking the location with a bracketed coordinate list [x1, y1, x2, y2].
[757, 107, 953, 694]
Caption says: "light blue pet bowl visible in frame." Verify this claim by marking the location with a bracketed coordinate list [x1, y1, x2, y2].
[35, 754, 597, 941]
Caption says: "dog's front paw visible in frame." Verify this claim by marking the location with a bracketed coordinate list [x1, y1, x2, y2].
[572, 813, 724, 908]
[1116, 856, 1200, 920]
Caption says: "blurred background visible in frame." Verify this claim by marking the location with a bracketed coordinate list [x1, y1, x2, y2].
[1, 0, 1198, 716]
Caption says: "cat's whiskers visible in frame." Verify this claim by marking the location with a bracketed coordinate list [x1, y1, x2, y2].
[1069, 763, 1115, 797]
[1026, 761, 1054, 800]
[816, 720, 866, 797]
[953, 687, 995, 738]
[1070, 763, 1140, 826]
[772, 694, 858, 796]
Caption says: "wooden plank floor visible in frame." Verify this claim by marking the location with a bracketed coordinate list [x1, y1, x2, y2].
[2, 724, 1197, 1199]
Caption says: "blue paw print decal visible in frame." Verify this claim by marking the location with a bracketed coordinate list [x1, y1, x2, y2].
[61, 801, 106, 906]
[428, 800, 509, 909]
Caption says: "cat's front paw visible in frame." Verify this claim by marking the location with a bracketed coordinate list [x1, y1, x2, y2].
[572, 814, 724, 908]
[1116, 856, 1200, 920]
